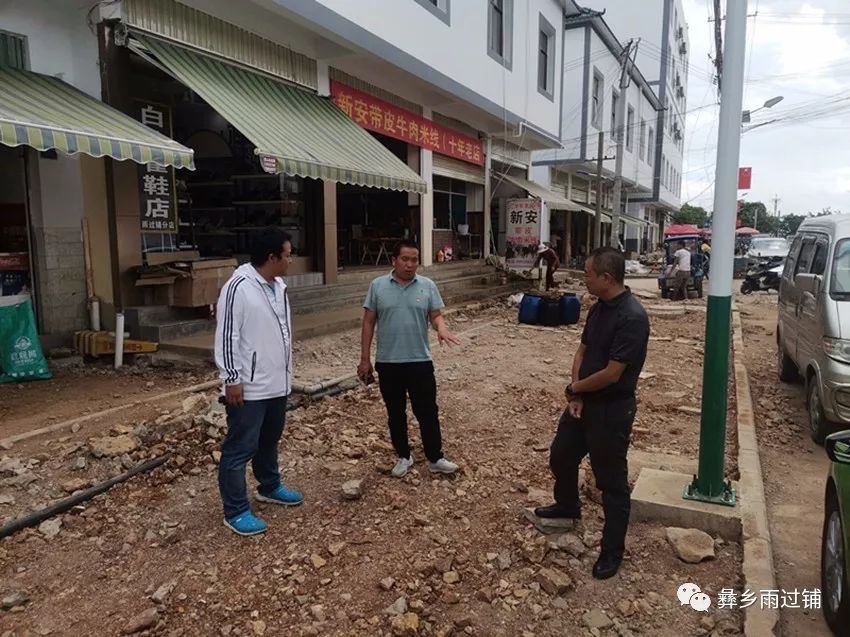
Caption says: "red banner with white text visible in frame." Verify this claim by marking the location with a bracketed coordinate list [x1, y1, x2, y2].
[330, 80, 484, 166]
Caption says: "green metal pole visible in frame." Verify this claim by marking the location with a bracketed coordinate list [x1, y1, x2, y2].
[683, 0, 748, 506]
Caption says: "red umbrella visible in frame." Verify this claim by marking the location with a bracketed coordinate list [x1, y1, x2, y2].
[664, 224, 700, 236]
[735, 227, 759, 236]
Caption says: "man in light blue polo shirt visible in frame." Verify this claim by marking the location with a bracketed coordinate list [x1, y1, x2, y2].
[358, 241, 461, 478]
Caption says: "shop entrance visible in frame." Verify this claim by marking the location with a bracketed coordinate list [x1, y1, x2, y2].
[336, 133, 416, 268]
[128, 51, 319, 275]
[0, 147, 34, 307]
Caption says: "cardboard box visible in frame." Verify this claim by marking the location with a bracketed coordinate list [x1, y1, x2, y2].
[172, 258, 236, 307]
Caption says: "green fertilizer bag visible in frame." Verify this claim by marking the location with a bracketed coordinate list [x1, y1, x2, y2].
[0, 296, 51, 384]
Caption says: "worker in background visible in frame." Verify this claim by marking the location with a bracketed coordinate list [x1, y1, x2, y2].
[670, 240, 691, 301]
[700, 239, 711, 278]
[532, 244, 561, 291]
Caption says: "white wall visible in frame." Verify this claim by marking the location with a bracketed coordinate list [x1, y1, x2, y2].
[301, 0, 564, 140]
[541, 28, 658, 193]
[577, 0, 687, 210]
[0, 0, 101, 97]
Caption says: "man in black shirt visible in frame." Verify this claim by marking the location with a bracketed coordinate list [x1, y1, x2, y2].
[535, 247, 650, 579]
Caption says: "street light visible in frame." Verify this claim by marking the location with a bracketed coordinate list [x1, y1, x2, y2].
[741, 95, 784, 123]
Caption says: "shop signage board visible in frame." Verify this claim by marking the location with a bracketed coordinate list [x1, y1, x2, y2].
[505, 198, 541, 267]
[134, 100, 178, 234]
[330, 80, 484, 166]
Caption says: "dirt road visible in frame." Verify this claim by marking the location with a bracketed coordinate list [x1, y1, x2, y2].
[0, 289, 744, 636]
[738, 293, 832, 637]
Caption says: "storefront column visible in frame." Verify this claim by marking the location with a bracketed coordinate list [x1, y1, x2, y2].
[565, 211, 573, 264]
[419, 154, 434, 267]
[529, 164, 551, 244]
[322, 180, 338, 285]
[483, 137, 492, 258]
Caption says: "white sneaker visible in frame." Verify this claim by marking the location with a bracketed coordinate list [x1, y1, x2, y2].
[429, 458, 459, 474]
[391, 456, 414, 478]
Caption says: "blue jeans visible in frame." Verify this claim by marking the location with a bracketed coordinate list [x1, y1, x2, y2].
[218, 396, 287, 519]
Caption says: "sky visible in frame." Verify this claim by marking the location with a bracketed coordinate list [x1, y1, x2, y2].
[681, 0, 850, 216]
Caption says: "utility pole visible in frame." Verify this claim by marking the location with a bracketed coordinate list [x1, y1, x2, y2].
[593, 131, 604, 248]
[713, 0, 724, 90]
[684, 0, 748, 506]
[772, 194, 781, 217]
[609, 40, 637, 249]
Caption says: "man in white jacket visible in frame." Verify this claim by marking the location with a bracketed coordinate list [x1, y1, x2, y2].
[214, 228, 301, 536]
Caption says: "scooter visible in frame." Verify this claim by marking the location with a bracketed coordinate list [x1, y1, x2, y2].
[740, 261, 783, 294]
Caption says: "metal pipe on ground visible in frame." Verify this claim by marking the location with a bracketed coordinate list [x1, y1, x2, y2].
[0, 453, 171, 539]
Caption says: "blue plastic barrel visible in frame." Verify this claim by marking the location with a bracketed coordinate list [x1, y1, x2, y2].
[559, 293, 581, 325]
[538, 298, 562, 327]
[518, 294, 542, 324]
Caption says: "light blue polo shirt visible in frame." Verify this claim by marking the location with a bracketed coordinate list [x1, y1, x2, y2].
[363, 273, 445, 363]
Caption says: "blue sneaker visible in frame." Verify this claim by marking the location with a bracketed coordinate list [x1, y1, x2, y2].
[223, 511, 267, 536]
[255, 485, 304, 507]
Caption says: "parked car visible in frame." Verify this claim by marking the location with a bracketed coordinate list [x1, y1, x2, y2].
[747, 236, 789, 267]
[821, 430, 850, 634]
[777, 215, 850, 443]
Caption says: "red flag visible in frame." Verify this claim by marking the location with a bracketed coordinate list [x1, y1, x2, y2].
[738, 167, 752, 190]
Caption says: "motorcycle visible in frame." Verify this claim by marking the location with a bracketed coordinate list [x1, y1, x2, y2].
[740, 260, 783, 294]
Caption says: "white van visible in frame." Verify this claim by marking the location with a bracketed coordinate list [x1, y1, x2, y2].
[777, 215, 850, 443]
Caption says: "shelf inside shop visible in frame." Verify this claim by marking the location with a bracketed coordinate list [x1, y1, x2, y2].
[231, 174, 279, 181]
[232, 200, 287, 206]
[187, 181, 232, 187]
[191, 207, 237, 213]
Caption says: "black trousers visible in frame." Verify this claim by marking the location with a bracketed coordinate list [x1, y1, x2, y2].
[375, 361, 444, 463]
[549, 396, 636, 557]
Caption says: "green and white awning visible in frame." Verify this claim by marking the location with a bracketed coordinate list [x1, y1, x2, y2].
[501, 173, 585, 212]
[0, 65, 194, 169]
[141, 37, 427, 193]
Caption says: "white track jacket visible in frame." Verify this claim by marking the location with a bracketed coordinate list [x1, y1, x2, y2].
[214, 264, 293, 400]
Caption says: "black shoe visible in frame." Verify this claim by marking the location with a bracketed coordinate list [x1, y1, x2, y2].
[534, 504, 581, 520]
[592, 553, 622, 580]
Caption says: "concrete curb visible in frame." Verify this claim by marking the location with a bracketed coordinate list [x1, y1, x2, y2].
[731, 309, 779, 636]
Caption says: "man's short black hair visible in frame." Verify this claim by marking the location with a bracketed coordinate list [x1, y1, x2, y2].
[677, 240, 686, 248]
[392, 240, 420, 258]
[589, 246, 625, 284]
[249, 228, 292, 266]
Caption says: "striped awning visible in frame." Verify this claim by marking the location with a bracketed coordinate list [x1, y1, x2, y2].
[0, 65, 194, 169]
[141, 37, 427, 193]
[500, 174, 585, 212]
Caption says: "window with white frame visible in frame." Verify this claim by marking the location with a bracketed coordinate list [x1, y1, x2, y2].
[610, 89, 619, 139]
[0, 30, 27, 69]
[592, 69, 604, 129]
[487, 0, 513, 69]
[626, 105, 635, 151]
[537, 14, 555, 100]
[647, 127, 655, 166]
[413, 0, 450, 24]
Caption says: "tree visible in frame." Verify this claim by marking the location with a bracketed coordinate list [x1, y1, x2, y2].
[676, 203, 709, 227]
[778, 214, 805, 237]
[737, 201, 779, 234]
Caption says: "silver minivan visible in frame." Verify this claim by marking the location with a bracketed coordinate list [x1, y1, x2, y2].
[778, 215, 850, 443]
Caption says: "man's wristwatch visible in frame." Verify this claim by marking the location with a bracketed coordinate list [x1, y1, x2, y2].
[566, 383, 576, 396]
